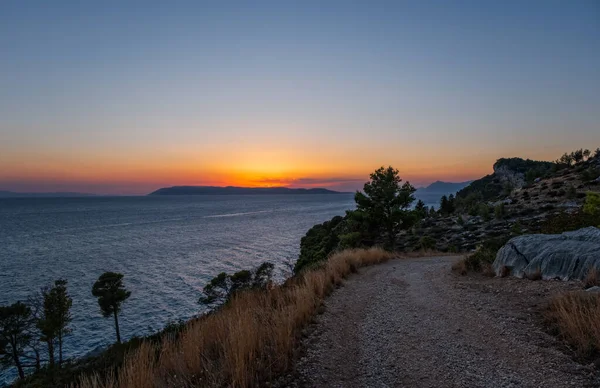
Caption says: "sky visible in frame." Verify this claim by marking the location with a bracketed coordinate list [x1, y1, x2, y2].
[1, 1, 599, 194]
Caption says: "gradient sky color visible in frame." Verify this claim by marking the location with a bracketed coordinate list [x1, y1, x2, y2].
[1, 1, 599, 194]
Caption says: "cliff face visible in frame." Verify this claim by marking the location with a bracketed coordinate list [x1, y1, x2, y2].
[493, 164, 526, 190]
[492, 158, 555, 191]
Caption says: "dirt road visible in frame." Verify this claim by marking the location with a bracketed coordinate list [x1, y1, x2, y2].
[293, 256, 599, 388]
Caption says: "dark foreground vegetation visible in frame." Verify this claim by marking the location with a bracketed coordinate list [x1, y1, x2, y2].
[1, 273, 131, 387]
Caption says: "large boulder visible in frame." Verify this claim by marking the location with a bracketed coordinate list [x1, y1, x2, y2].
[492, 227, 600, 280]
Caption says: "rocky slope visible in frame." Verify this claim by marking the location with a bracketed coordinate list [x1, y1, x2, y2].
[397, 155, 600, 252]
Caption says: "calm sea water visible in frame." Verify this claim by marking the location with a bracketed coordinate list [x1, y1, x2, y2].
[0, 194, 354, 384]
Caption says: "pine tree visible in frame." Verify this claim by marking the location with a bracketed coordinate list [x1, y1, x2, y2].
[92, 273, 131, 343]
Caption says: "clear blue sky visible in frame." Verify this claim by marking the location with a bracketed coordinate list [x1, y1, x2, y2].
[1, 1, 599, 194]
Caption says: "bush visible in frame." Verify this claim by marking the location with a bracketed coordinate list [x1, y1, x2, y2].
[584, 192, 600, 217]
[478, 204, 492, 221]
[581, 167, 600, 182]
[199, 262, 274, 308]
[463, 236, 509, 272]
[541, 210, 600, 234]
[419, 236, 436, 250]
[494, 203, 505, 219]
[510, 222, 523, 235]
[295, 216, 345, 273]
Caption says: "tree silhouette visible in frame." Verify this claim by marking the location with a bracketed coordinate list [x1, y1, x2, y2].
[92, 272, 131, 343]
[583, 149, 591, 161]
[200, 262, 274, 308]
[0, 302, 34, 379]
[439, 195, 455, 215]
[414, 199, 427, 219]
[354, 166, 416, 250]
[37, 279, 72, 367]
[572, 149, 584, 164]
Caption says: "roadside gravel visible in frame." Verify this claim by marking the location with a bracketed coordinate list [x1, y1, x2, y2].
[291, 256, 599, 388]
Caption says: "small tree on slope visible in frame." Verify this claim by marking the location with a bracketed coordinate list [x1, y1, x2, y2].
[92, 272, 131, 343]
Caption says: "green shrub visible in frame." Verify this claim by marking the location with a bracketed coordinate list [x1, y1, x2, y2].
[463, 236, 510, 272]
[419, 236, 436, 250]
[478, 204, 492, 221]
[541, 210, 600, 234]
[337, 231, 363, 250]
[494, 203, 506, 219]
[584, 192, 600, 217]
[294, 216, 345, 273]
[510, 222, 523, 235]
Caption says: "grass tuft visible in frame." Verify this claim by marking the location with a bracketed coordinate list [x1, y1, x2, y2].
[481, 263, 496, 277]
[525, 267, 543, 281]
[451, 259, 467, 276]
[583, 266, 600, 289]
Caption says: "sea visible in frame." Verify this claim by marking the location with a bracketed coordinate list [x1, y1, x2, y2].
[0, 194, 355, 385]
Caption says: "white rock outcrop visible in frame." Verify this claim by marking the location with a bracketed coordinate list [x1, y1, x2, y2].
[493, 227, 600, 280]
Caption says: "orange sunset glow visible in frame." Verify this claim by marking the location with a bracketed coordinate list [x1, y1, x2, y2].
[1, 2, 598, 195]
[1, 140, 546, 194]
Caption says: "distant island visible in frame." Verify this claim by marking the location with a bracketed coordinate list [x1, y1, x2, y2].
[148, 186, 348, 196]
[0, 191, 96, 198]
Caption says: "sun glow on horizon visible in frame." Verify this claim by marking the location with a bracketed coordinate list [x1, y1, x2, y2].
[1, 2, 598, 195]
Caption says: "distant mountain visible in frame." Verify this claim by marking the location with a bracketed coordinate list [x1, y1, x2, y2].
[148, 186, 347, 196]
[415, 180, 473, 207]
[418, 181, 473, 194]
[0, 191, 96, 198]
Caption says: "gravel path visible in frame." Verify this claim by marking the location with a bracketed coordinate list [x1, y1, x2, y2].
[293, 256, 599, 388]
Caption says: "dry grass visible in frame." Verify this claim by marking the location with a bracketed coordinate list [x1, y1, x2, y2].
[451, 258, 468, 275]
[544, 291, 600, 358]
[78, 248, 395, 388]
[583, 266, 600, 289]
[499, 265, 511, 278]
[481, 263, 496, 277]
[524, 267, 543, 281]
[452, 259, 497, 278]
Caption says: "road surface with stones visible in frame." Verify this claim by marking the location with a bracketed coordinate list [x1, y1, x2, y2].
[293, 256, 599, 388]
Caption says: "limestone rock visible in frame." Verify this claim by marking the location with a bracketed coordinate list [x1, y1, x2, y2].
[493, 227, 600, 280]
